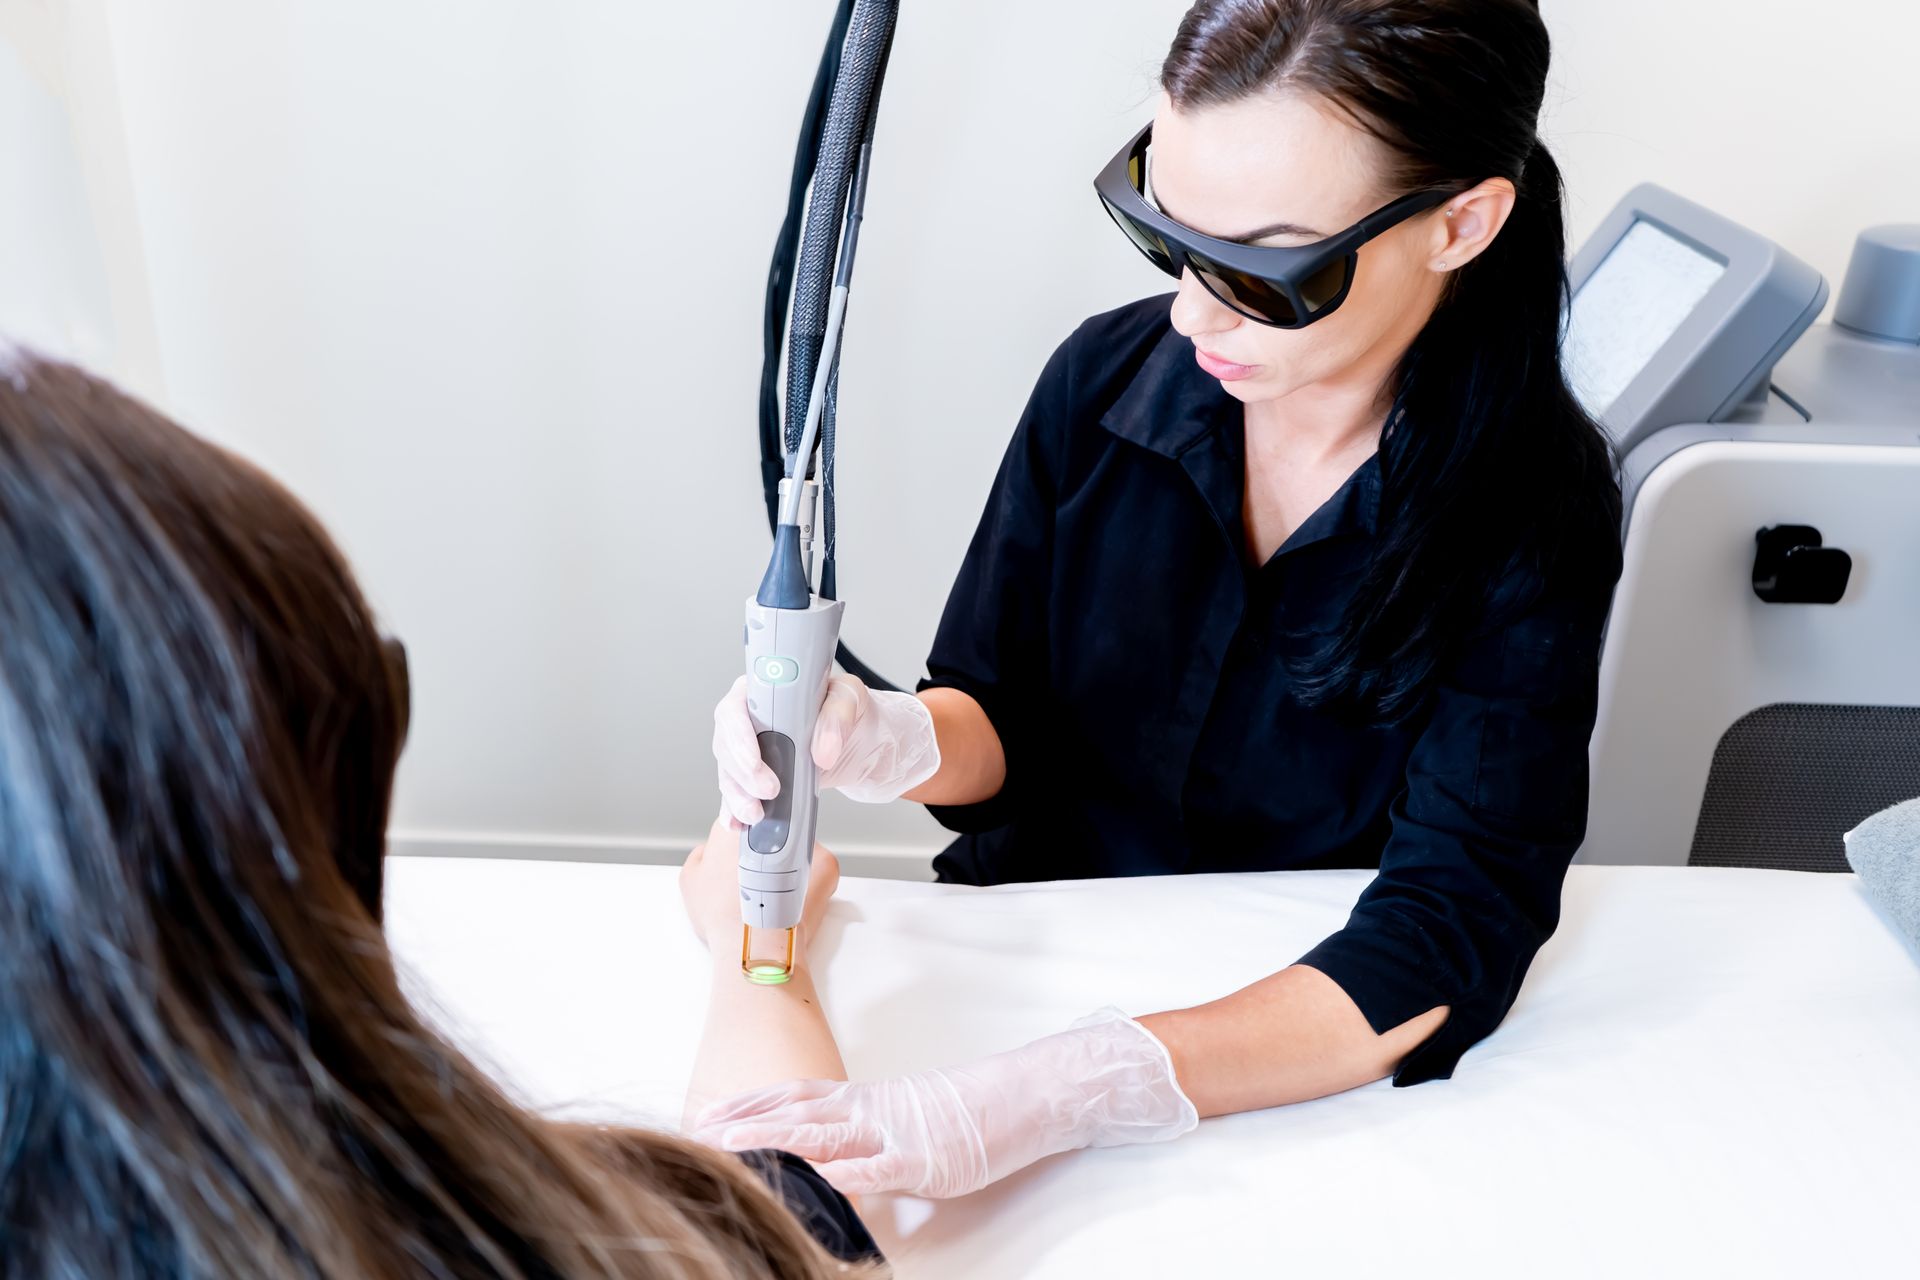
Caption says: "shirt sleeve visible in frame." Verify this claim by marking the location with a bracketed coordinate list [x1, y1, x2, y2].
[916, 336, 1074, 835]
[1293, 567, 1617, 1086]
[733, 1148, 884, 1265]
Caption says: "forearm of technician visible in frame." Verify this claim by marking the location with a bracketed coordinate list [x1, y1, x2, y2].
[901, 687, 1006, 807]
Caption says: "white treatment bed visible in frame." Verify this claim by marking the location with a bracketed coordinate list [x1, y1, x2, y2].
[385, 858, 1920, 1279]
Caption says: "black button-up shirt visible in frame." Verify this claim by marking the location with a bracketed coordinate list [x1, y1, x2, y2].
[918, 294, 1619, 1086]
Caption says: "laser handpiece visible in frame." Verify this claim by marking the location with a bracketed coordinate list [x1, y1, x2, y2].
[737, 144, 873, 981]
[737, 511, 842, 980]
[738, 0, 895, 981]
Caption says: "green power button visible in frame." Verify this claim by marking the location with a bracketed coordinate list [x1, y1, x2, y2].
[755, 655, 800, 685]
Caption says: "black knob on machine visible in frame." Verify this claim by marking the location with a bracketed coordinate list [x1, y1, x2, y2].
[1752, 525, 1852, 605]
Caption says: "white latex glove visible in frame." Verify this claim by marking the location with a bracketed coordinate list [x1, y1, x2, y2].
[712, 672, 940, 825]
[690, 1008, 1199, 1198]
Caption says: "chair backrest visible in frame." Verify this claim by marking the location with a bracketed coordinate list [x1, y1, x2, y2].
[1689, 703, 1920, 872]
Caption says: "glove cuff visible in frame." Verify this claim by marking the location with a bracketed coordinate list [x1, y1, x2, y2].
[835, 689, 942, 804]
[1063, 1007, 1201, 1151]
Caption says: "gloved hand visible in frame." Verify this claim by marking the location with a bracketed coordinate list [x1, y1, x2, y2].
[712, 672, 940, 826]
[690, 1008, 1199, 1198]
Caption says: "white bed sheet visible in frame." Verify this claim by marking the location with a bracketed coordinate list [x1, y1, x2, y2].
[384, 860, 1920, 1279]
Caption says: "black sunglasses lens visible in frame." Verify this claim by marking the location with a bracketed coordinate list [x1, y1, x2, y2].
[1100, 198, 1177, 277]
[1187, 251, 1355, 327]
[1298, 254, 1352, 312]
[1187, 251, 1300, 326]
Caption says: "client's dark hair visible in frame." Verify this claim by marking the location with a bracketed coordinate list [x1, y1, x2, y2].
[0, 350, 858, 1278]
[1163, 0, 1622, 720]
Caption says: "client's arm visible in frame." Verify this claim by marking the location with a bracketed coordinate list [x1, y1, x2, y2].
[679, 812, 846, 1127]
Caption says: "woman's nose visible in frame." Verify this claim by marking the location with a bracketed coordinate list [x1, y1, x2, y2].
[1169, 267, 1240, 340]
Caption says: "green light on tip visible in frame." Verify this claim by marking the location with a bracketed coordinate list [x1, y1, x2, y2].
[745, 964, 792, 985]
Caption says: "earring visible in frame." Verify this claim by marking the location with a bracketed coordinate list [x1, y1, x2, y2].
[1437, 260, 1449, 269]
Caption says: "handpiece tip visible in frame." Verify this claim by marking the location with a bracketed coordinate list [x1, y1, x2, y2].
[741, 923, 797, 984]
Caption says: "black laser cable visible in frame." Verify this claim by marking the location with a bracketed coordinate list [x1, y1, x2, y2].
[760, 0, 901, 693]
[759, 0, 854, 529]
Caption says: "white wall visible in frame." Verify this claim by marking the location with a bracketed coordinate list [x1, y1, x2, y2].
[9, 1, 1918, 872]
[0, 0, 160, 388]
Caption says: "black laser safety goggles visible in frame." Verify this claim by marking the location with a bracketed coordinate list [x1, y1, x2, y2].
[1095, 121, 1457, 329]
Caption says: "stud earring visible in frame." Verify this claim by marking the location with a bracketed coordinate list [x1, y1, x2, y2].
[1437, 260, 1449, 269]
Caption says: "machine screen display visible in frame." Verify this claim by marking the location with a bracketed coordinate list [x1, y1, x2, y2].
[1565, 219, 1727, 418]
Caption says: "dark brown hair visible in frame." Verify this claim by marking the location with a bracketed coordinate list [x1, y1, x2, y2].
[1163, 0, 1620, 720]
[0, 350, 867, 1278]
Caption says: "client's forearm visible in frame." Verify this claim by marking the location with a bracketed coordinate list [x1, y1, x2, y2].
[683, 951, 847, 1128]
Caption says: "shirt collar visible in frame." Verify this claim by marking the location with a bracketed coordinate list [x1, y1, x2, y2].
[1097, 316, 1237, 458]
[1283, 448, 1382, 547]
[1097, 304, 1382, 543]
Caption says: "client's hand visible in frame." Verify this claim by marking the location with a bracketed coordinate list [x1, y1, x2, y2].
[679, 810, 839, 951]
[690, 1009, 1199, 1198]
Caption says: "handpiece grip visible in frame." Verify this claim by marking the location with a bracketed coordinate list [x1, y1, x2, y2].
[739, 594, 845, 931]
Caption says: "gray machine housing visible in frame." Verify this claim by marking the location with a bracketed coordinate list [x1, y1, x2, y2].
[1568, 182, 1830, 461]
[1574, 191, 1920, 870]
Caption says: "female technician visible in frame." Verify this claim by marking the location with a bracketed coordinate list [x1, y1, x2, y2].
[704, 0, 1622, 1197]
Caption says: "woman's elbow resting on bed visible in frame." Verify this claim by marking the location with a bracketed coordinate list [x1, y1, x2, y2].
[1140, 964, 1450, 1118]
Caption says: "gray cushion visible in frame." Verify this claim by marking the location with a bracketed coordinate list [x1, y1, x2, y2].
[1844, 796, 1920, 956]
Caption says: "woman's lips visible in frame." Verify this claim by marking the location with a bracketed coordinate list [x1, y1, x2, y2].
[1194, 345, 1258, 381]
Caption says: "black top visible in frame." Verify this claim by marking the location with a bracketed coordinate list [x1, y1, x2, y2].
[736, 1149, 882, 1264]
[918, 293, 1620, 1086]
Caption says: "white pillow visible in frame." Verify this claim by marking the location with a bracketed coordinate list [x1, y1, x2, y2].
[1844, 796, 1920, 956]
